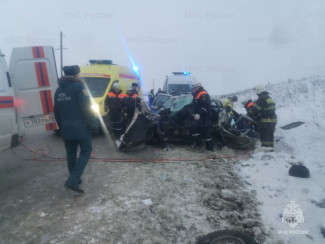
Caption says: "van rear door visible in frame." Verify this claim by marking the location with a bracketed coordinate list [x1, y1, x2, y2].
[0, 50, 17, 151]
[9, 46, 58, 135]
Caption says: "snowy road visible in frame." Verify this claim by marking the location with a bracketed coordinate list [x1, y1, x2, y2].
[1, 76, 324, 244]
[0, 132, 266, 244]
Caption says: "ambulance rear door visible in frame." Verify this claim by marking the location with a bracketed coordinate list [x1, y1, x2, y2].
[0, 50, 17, 151]
[9, 46, 58, 135]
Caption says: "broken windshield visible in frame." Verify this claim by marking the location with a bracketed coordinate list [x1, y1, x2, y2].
[163, 94, 193, 115]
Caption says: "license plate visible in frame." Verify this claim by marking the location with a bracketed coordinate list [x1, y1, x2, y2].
[23, 114, 56, 128]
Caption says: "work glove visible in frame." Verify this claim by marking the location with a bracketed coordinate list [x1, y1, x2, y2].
[194, 114, 200, 121]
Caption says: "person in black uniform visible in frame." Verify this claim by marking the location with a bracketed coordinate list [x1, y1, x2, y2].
[132, 82, 139, 95]
[54, 65, 98, 193]
[106, 83, 125, 138]
[247, 85, 277, 151]
[190, 82, 213, 151]
[123, 85, 141, 127]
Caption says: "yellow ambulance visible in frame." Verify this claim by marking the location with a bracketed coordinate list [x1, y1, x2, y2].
[79, 60, 141, 117]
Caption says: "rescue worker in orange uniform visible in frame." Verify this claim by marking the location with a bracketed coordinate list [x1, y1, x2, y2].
[105, 83, 125, 138]
[123, 85, 141, 127]
[237, 99, 259, 137]
[243, 99, 254, 112]
[190, 82, 213, 151]
[132, 82, 139, 95]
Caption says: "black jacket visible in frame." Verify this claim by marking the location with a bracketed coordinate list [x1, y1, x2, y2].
[54, 76, 98, 140]
[192, 87, 212, 118]
[124, 91, 141, 112]
[106, 90, 124, 112]
[248, 92, 277, 123]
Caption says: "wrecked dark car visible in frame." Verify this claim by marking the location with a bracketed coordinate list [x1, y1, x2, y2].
[118, 100, 160, 150]
[118, 94, 257, 151]
[156, 94, 225, 144]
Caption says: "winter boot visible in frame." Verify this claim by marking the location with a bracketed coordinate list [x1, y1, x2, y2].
[205, 140, 214, 151]
[191, 136, 203, 149]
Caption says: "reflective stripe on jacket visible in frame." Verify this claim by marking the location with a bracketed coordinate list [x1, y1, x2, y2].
[246, 101, 254, 108]
[108, 92, 125, 98]
[223, 99, 234, 109]
[124, 92, 141, 110]
[248, 94, 277, 123]
[195, 91, 207, 100]
[107, 91, 124, 111]
[193, 88, 211, 117]
[125, 94, 138, 98]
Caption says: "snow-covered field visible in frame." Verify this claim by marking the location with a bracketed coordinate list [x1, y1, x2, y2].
[0, 76, 324, 244]
[232, 76, 325, 243]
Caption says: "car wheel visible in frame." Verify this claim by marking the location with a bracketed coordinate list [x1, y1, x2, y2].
[196, 230, 258, 244]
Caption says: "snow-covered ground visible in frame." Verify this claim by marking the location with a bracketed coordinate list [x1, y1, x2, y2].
[0, 76, 324, 243]
[232, 76, 325, 243]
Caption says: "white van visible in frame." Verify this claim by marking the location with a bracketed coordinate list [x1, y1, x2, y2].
[9, 46, 59, 136]
[163, 72, 197, 95]
[0, 50, 17, 151]
[0, 46, 59, 151]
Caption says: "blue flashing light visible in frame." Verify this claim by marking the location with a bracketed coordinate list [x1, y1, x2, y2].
[172, 72, 191, 75]
[133, 66, 139, 72]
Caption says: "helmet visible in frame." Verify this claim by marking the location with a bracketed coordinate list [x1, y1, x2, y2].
[112, 83, 121, 90]
[191, 82, 202, 89]
[231, 96, 238, 102]
[127, 86, 133, 91]
[255, 85, 266, 95]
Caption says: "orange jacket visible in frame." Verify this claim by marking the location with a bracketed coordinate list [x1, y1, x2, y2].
[246, 101, 254, 108]
[125, 93, 138, 98]
[195, 91, 207, 100]
[108, 91, 124, 98]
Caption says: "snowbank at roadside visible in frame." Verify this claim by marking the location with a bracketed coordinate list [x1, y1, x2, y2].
[234, 76, 325, 243]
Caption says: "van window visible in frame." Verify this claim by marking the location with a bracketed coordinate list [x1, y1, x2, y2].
[83, 77, 110, 98]
[168, 84, 191, 94]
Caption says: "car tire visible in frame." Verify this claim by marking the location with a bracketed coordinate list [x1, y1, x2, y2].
[196, 230, 258, 244]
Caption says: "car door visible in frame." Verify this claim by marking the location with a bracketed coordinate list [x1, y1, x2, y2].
[9, 46, 58, 135]
[0, 50, 17, 151]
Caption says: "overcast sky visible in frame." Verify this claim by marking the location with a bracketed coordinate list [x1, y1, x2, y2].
[1, 0, 324, 95]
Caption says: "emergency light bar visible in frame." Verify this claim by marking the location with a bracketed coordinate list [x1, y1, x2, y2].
[89, 60, 113, 65]
[172, 72, 191, 75]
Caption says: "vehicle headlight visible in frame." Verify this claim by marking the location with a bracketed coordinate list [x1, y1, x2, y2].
[91, 104, 100, 113]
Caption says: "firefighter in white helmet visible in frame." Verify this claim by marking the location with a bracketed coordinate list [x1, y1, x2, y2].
[247, 85, 277, 151]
